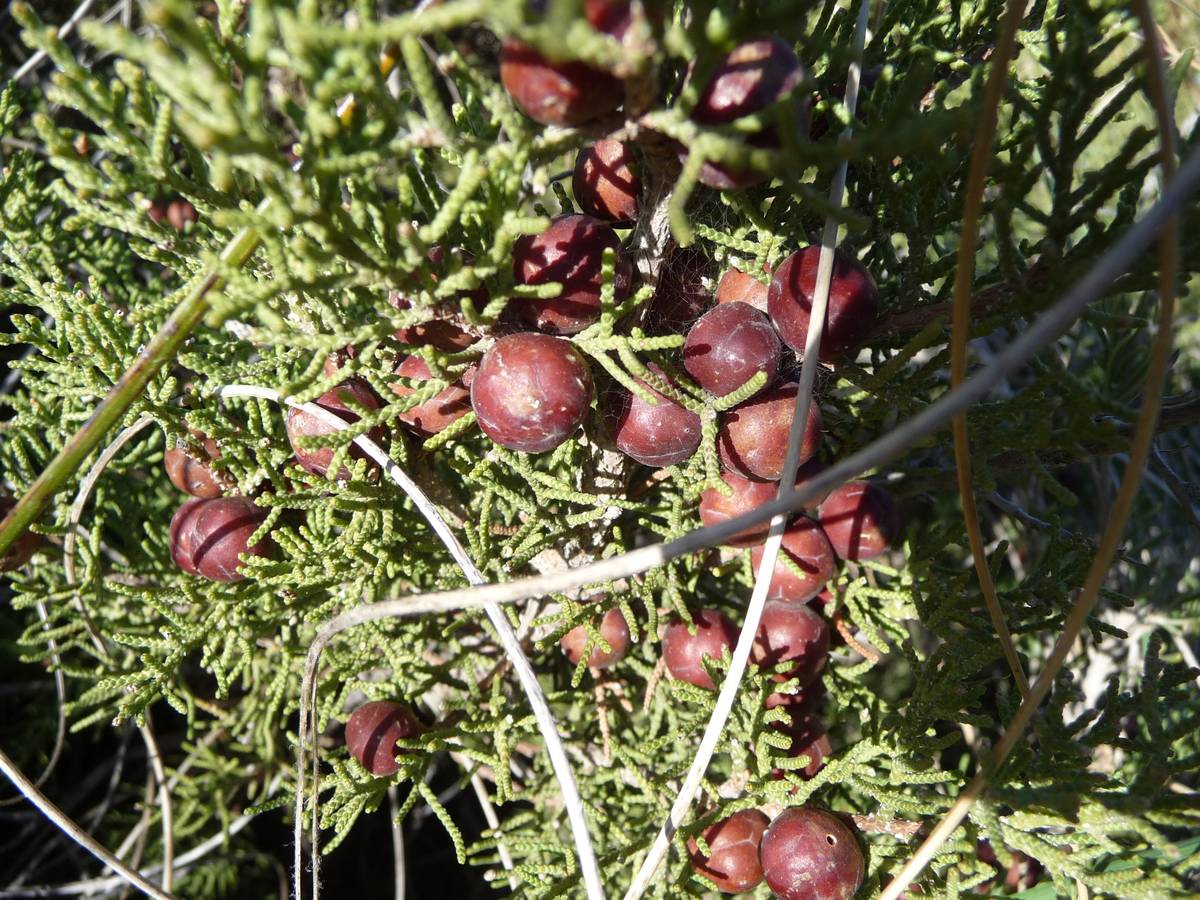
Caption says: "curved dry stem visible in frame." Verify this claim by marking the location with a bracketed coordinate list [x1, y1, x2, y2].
[64, 416, 155, 658]
[285, 146, 1200, 899]
[0, 222, 262, 566]
[0, 746, 176, 900]
[422, 689, 517, 885]
[58, 414, 176, 889]
[879, 6, 1178, 896]
[948, 0, 1031, 699]
[212, 386, 601, 900]
[386, 785, 406, 900]
[623, 2, 872, 895]
[284, 144, 1200, 634]
[136, 714, 174, 893]
[0, 601, 67, 807]
[27, 773, 285, 898]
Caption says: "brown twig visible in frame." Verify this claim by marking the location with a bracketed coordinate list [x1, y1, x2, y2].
[851, 814, 924, 841]
[593, 680, 613, 765]
[642, 655, 667, 713]
[832, 611, 883, 663]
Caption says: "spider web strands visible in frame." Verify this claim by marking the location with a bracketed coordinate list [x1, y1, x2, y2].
[878, 3, 1181, 896]
[210, 387, 603, 900]
[623, 1, 873, 896]
[948, 0, 1032, 700]
[300, 141, 1200, 697]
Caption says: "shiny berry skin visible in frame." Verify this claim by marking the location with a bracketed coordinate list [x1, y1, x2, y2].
[663, 608, 739, 690]
[0, 497, 41, 572]
[393, 315, 476, 352]
[686, 38, 808, 189]
[699, 470, 777, 547]
[560, 607, 631, 669]
[500, 43, 623, 126]
[286, 379, 384, 480]
[164, 435, 222, 498]
[752, 601, 829, 685]
[188, 496, 274, 582]
[769, 712, 832, 780]
[818, 480, 899, 561]
[607, 365, 701, 467]
[471, 333, 592, 453]
[390, 356, 474, 438]
[699, 460, 828, 548]
[718, 382, 822, 481]
[500, 0, 627, 129]
[749, 517, 835, 602]
[692, 39, 806, 126]
[768, 246, 880, 360]
[759, 807, 865, 900]
[647, 247, 713, 335]
[684, 301, 781, 397]
[345, 700, 422, 776]
[686, 809, 770, 893]
[716, 265, 770, 312]
[573, 139, 640, 225]
[512, 214, 633, 334]
[168, 498, 206, 575]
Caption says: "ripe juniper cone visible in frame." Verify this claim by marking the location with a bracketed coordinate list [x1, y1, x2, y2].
[0, 497, 40, 572]
[512, 214, 633, 334]
[752, 600, 829, 685]
[684, 301, 781, 397]
[769, 710, 832, 780]
[471, 333, 592, 453]
[560, 607, 631, 669]
[573, 139, 640, 225]
[819, 480, 899, 561]
[345, 700, 423, 777]
[769, 246, 880, 360]
[718, 381, 822, 481]
[390, 356, 475, 438]
[759, 807, 865, 900]
[685, 37, 808, 189]
[699, 460, 829, 548]
[686, 809, 770, 894]
[662, 608, 739, 690]
[749, 516, 836, 602]
[285, 379, 385, 480]
[715, 264, 770, 312]
[164, 434, 223, 498]
[607, 364, 702, 467]
[170, 496, 274, 582]
[169, 498, 206, 576]
[498, 0, 630, 126]
[699, 469, 778, 547]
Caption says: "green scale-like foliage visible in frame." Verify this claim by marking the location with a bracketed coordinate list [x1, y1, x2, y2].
[1, 0, 1199, 897]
